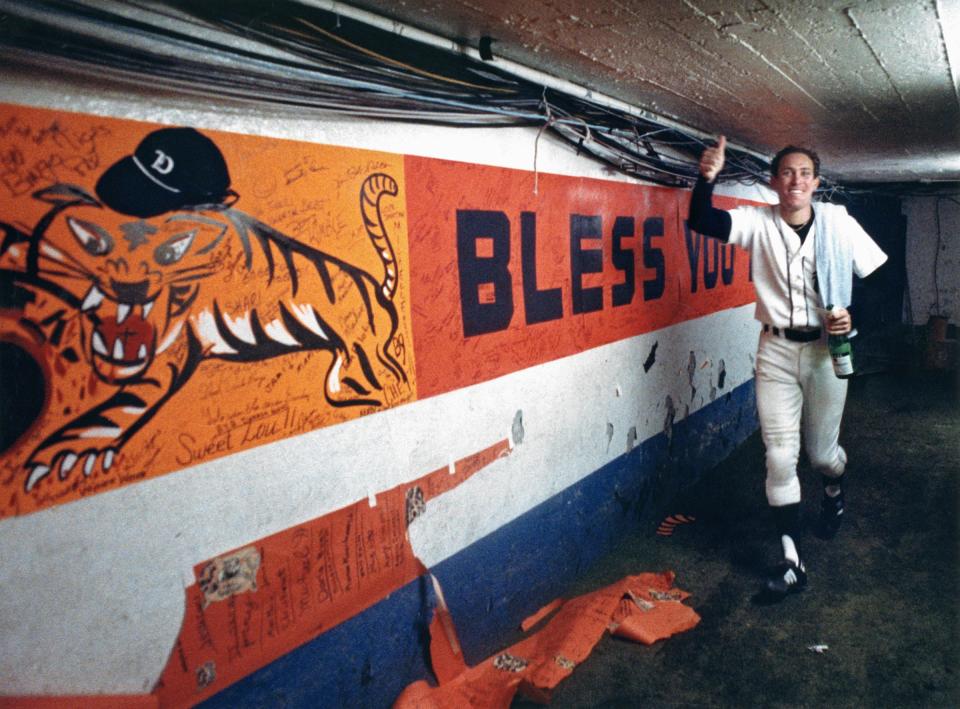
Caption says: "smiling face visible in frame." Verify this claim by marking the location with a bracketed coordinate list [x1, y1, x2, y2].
[770, 151, 820, 223]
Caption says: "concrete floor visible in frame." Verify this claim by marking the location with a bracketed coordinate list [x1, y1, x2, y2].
[516, 364, 959, 708]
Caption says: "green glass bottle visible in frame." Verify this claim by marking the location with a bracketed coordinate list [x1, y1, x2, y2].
[826, 304, 854, 379]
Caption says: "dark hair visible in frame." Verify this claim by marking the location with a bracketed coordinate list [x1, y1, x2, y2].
[771, 145, 820, 177]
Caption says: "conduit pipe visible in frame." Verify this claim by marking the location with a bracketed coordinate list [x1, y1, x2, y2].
[300, 0, 770, 162]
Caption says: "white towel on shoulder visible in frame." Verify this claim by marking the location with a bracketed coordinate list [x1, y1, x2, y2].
[813, 202, 854, 310]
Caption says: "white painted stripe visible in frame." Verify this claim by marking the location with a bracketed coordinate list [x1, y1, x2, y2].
[155, 319, 184, 356]
[194, 309, 238, 355]
[0, 305, 758, 694]
[326, 355, 342, 394]
[40, 242, 65, 260]
[264, 318, 300, 347]
[222, 311, 257, 344]
[287, 301, 328, 340]
[78, 427, 122, 439]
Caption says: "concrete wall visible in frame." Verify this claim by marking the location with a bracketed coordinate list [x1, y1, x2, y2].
[902, 196, 959, 326]
[0, 66, 769, 707]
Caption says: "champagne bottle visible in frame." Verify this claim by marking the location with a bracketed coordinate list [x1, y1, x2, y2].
[826, 305, 854, 379]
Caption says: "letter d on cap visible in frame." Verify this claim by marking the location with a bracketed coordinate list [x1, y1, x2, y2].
[151, 150, 175, 175]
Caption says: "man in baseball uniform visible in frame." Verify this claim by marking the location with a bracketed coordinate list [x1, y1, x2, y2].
[688, 137, 887, 601]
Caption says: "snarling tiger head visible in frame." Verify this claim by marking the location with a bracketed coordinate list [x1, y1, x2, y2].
[31, 188, 233, 385]
[14, 126, 242, 385]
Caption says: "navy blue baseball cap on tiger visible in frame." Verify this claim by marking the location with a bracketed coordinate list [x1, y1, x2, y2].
[95, 127, 235, 217]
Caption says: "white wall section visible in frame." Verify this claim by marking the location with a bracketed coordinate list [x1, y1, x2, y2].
[903, 196, 959, 325]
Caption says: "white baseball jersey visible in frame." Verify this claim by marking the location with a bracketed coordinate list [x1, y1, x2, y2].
[728, 204, 887, 330]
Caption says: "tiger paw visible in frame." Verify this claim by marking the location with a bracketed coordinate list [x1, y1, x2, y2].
[25, 447, 118, 492]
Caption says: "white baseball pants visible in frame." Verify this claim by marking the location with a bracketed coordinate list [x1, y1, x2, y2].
[755, 330, 848, 507]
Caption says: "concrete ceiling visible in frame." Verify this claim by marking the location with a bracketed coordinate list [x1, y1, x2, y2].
[344, 0, 960, 184]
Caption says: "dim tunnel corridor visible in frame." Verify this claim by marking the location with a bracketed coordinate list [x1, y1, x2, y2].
[513, 363, 959, 708]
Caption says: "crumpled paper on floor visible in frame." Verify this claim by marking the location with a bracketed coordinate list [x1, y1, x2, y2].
[395, 571, 699, 708]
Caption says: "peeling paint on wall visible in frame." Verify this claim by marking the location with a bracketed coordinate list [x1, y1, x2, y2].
[198, 547, 261, 608]
[663, 395, 676, 443]
[196, 661, 216, 691]
[687, 351, 697, 401]
[406, 486, 426, 524]
[512, 410, 525, 446]
[643, 341, 658, 372]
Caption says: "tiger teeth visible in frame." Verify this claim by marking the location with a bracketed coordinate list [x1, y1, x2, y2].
[59, 453, 78, 479]
[137, 344, 147, 360]
[116, 303, 131, 324]
[112, 339, 124, 360]
[81, 286, 105, 312]
[26, 465, 50, 492]
[142, 301, 154, 318]
[92, 331, 109, 356]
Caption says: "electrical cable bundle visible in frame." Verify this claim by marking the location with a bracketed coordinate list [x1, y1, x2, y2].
[0, 0, 773, 186]
[4, 0, 947, 198]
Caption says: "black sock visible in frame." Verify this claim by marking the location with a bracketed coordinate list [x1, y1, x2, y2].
[771, 502, 802, 564]
[822, 474, 845, 499]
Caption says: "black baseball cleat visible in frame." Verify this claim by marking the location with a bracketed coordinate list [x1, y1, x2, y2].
[753, 560, 807, 604]
[816, 492, 844, 539]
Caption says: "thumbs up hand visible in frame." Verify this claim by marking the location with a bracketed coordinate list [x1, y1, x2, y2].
[699, 135, 726, 182]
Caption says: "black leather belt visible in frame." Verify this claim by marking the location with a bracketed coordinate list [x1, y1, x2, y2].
[763, 324, 822, 342]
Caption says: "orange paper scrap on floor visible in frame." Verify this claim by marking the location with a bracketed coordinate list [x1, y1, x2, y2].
[394, 571, 700, 708]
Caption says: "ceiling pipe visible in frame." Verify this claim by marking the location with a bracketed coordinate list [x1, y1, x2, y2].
[299, 0, 769, 162]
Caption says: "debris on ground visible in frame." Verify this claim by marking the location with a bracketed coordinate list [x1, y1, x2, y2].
[394, 571, 700, 707]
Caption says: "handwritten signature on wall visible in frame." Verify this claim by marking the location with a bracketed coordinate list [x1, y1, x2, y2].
[0, 110, 414, 515]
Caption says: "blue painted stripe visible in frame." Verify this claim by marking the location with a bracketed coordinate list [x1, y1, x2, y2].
[201, 379, 757, 708]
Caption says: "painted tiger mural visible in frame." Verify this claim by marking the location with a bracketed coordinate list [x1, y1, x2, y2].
[0, 127, 408, 494]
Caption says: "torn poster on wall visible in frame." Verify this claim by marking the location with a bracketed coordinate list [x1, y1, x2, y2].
[154, 438, 512, 706]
